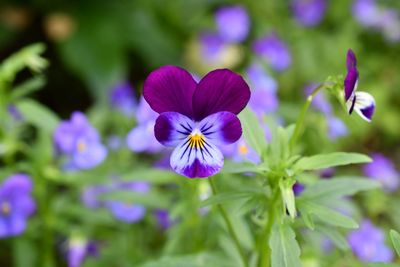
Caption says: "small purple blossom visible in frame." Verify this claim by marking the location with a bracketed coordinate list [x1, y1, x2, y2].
[327, 116, 348, 140]
[246, 64, 279, 117]
[363, 153, 399, 192]
[292, 0, 327, 27]
[352, 0, 382, 28]
[293, 182, 305, 196]
[215, 5, 250, 43]
[109, 82, 137, 117]
[221, 138, 261, 164]
[0, 174, 35, 238]
[348, 220, 393, 262]
[344, 49, 375, 122]
[54, 112, 107, 170]
[154, 209, 174, 230]
[126, 97, 163, 153]
[67, 236, 98, 267]
[143, 66, 250, 178]
[380, 9, 400, 43]
[82, 181, 150, 223]
[199, 32, 226, 63]
[253, 33, 292, 72]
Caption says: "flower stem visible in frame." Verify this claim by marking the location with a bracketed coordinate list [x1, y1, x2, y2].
[258, 187, 280, 267]
[289, 84, 325, 152]
[208, 177, 249, 267]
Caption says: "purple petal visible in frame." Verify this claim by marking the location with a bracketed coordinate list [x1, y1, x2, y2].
[106, 201, 146, 223]
[198, 112, 242, 145]
[126, 123, 163, 153]
[170, 138, 224, 178]
[344, 68, 358, 102]
[154, 112, 194, 147]
[192, 69, 250, 121]
[8, 213, 26, 236]
[353, 91, 375, 122]
[364, 153, 399, 192]
[143, 66, 197, 118]
[292, 0, 327, 27]
[346, 49, 357, 70]
[215, 5, 250, 43]
[72, 140, 107, 169]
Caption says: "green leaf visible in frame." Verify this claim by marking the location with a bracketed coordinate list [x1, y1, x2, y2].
[10, 76, 46, 100]
[317, 226, 349, 251]
[16, 99, 59, 133]
[13, 237, 37, 267]
[100, 190, 170, 209]
[120, 168, 180, 184]
[238, 108, 267, 158]
[222, 161, 268, 174]
[269, 222, 302, 267]
[299, 177, 380, 201]
[201, 187, 267, 207]
[138, 252, 236, 267]
[279, 179, 297, 219]
[390, 229, 400, 256]
[298, 201, 358, 229]
[368, 264, 400, 267]
[294, 152, 371, 171]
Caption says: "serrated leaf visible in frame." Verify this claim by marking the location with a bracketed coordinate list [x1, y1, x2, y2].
[16, 99, 59, 133]
[390, 229, 400, 257]
[294, 152, 371, 171]
[238, 108, 267, 158]
[299, 201, 358, 229]
[269, 222, 302, 267]
[299, 177, 380, 201]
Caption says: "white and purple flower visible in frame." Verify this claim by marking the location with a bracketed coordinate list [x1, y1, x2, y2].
[143, 66, 251, 178]
[344, 49, 375, 122]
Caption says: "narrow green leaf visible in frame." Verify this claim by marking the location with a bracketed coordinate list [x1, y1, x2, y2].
[138, 252, 236, 267]
[238, 108, 267, 157]
[317, 226, 349, 251]
[10, 76, 45, 100]
[368, 264, 400, 267]
[16, 99, 59, 133]
[280, 179, 297, 219]
[299, 201, 358, 229]
[100, 190, 170, 209]
[390, 229, 400, 256]
[299, 177, 380, 201]
[201, 188, 266, 207]
[269, 222, 302, 267]
[294, 152, 371, 171]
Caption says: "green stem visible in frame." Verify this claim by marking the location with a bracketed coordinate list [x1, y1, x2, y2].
[258, 187, 280, 267]
[289, 84, 326, 152]
[208, 177, 249, 267]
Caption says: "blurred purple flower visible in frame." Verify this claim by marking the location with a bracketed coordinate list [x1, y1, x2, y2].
[67, 237, 98, 267]
[154, 209, 173, 230]
[327, 116, 348, 140]
[215, 5, 250, 43]
[109, 82, 137, 117]
[126, 97, 163, 153]
[199, 32, 226, 63]
[0, 174, 35, 238]
[7, 105, 23, 121]
[320, 167, 336, 178]
[348, 220, 393, 262]
[304, 83, 331, 115]
[363, 153, 399, 192]
[222, 138, 261, 164]
[246, 64, 279, 116]
[293, 182, 305, 196]
[253, 33, 292, 72]
[107, 135, 122, 151]
[292, 0, 327, 27]
[54, 112, 107, 170]
[82, 181, 150, 223]
[380, 9, 400, 43]
[352, 0, 382, 28]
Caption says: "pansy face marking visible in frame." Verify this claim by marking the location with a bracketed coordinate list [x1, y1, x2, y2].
[144, 66, 251, 178]
[344, 49, 375, 122]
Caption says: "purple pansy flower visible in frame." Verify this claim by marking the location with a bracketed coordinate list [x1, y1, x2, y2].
[363, 153, 399, 192]
[352, 0, 382, 28]
[246, 64, 279, 117]
[291, 0, 327, 27]
[215, 5, 250, 43]
[109, 82, 137, 117]
[54, 112, 107, 170]
[67, 236, 98, 267]
[143, 66, 250, 178]
[82, 181, 150, 223]
[0, 174, 35, 238]
[126, 97, 163, 153]
[253, 33, 292, 72]
[348, 220, 393, 262]
[344, 49, 375, 122]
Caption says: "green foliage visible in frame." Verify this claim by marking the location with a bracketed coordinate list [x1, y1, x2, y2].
[294, 152, 371, 171]
[269, 221, 301, 267]
[390, 229, 400, 257]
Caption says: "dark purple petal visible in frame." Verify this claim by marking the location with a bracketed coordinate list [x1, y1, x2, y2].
[192, 69, 250, 121]
[344, 68, 358, 102]
[143, 66, 197, 118]
[346, 49, 357, 70]
[198, 112, 242, 145]
[353, 91, 375, 122]
[154, 112, 194, 147]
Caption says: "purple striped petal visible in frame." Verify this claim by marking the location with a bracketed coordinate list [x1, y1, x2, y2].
[143, 66, 197, 118]
[353, 91, 375, 122]
[344, 68, 358, 102]
[170, 138, 224, 178]
[192, 69, 251, 121]
[346, 49, 357, 70]
[154, 112, 194, 147]
[198, 112, 242, 145]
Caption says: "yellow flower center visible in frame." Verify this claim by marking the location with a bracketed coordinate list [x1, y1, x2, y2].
[1, 202, 11, 215]
[77, 140, 87, 152]
[238, 144, 248, 155]
[188, 132, 205, 149]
